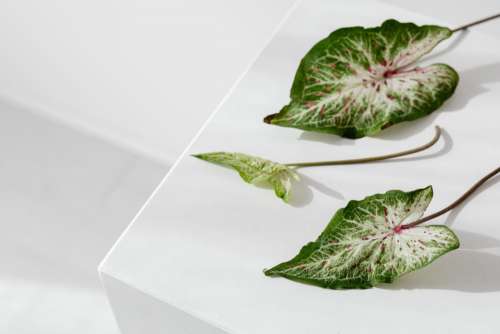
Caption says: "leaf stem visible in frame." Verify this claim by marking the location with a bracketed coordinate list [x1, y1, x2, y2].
[284, 126, 441, 168]
[402, 166, 500, 229]
[452, 13, 500, 33]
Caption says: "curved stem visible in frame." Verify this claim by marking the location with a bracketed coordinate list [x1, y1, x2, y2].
[402, 166, 500, 229]
[284, 126, 441, 168]
[452, 13, 500, 33]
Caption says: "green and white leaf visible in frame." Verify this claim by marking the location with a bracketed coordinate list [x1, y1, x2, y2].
[193, 152, 299, 202]
[264, 186, 459, 289]
[264, 19, 459, 138]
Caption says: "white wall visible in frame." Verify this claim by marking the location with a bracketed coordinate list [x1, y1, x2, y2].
[0, 0, 295, 165]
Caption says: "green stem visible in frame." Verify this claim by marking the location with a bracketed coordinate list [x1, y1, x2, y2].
[285, 126, 441, 168]
[452, 13, 500, 33]
[402, 166, 500, 229]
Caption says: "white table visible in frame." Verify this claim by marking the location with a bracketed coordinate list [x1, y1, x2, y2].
[99, 1, 500, 333]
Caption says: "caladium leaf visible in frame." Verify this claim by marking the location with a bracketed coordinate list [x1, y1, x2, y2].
[193, 152, 299, 202]
[264, 19, 459, 138]
[264, 186, 459, 289]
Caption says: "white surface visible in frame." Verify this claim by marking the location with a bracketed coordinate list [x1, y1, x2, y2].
[0, 0, 295, 164]
[0, 98, 167, 333]
[100, 1, 500, 333]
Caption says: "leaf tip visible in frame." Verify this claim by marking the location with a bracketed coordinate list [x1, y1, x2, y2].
[448, 228, 461, 250]
[191, 153, 204, 160]
[275, 190, 290, 203]
[191, 153, 217, 163]
[263, 113, 277, 124]
[423, 185, 434, 195]
[263, 268, 277, 277]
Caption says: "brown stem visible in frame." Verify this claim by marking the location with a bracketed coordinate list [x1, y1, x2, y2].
[402, 166, 500, 229]
[285, 126, 441, 168]
[452, 13, 500, 33]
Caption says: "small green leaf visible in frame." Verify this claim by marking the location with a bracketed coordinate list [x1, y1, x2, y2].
[193, 152, 299, 202]
[264, 186, 459, 289]
[264, 19, 459, 138]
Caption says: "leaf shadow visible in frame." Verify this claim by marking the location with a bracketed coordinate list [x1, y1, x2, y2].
[375, 112, 440, 141]
[288, 173, 344, 207]
[381, 250, 500, 293]
[381, 229, 500, 292]
[297, 131, 356, 146]
[289, 129, 453, 207]
[455, 230, 500, 250]
[442, 61, 500, 113]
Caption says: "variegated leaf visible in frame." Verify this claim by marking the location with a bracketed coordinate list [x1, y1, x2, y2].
[264, 186, 459, 289]
[264, 19, 459, 138]
[193, 152, 299, 202]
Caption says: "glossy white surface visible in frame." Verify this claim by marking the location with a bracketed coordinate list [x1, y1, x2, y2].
[100, 1, 500, 333]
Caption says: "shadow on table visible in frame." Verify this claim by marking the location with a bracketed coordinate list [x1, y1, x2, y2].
[382, 230, 500, 292]
[297, 131, 356, 146]
[288, 173, 344, 207]
[373, 127, 453, 164]
[290, 128, 453, 207]
[289, 128, 454, 207]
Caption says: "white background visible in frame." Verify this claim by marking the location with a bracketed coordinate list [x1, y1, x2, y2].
[1, 0, 499, 333]
[0, 0, 295, 164]
[0, 1, 294, 333]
